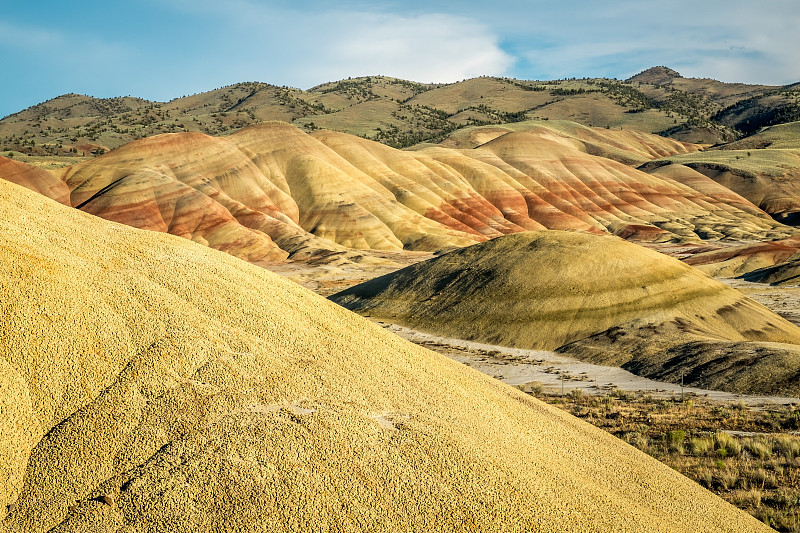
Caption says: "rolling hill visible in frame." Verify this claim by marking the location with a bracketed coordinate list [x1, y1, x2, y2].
[743, 254, 800, 286]
[644, 121, 800, 224]
[0, 156, 70, 206]
[681, 236, 800, 277]
[330, 231, 800, 395]
[0, 179, 770, 532]
[2, 121, 794, 266]
[2, 67, 794, 159]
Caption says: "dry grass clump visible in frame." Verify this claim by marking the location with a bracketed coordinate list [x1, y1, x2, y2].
[715, 431, 743, 457]
[531, 388, 800, 532]
[690, 436, 713, 455]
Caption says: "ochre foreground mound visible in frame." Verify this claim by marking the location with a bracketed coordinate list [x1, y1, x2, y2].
[331, 231, 800, 395]
[0, 182, 768, 532]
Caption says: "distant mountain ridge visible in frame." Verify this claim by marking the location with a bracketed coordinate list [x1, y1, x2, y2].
[2, 67, 797, 158]
[626, 66, 683, 85]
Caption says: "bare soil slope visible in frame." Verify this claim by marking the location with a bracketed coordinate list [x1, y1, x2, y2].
[0, 181, 769, 532]
[682, 236, 800, 277]
[644, 125, 800, 224]
[331, 231, 800, 395]
[743, 254, 800, 286]
[7, 122, 785, 267]
[0, 156, 70, 205]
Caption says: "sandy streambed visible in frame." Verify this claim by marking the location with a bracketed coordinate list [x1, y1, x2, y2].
[379, 322, 800, 407]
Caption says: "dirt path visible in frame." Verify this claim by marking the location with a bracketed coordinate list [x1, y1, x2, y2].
[379, 322, 800, 407]
[262, 250, 432, 296]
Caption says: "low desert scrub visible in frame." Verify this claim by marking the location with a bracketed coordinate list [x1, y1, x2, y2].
[746, 438, 774, 461]
[715, 431, 742, 457]
[717, 469, 740, 491]
[777, 436, 800, 460]
[531, 389, 800, 532]
[733, 488, 763, 509]
[689, 436, 712, 455]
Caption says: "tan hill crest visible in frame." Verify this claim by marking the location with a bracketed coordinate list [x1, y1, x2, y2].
[3, 68, 796, 158]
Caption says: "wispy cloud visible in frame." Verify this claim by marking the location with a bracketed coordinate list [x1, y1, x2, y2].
[515, 0, 800, 84]
[0, 19, 133, 70]
[1, 0, 798, 118]
[158, 1, 513, 86]
[309, 12, 514, 83]
[0, 20, 63, 49]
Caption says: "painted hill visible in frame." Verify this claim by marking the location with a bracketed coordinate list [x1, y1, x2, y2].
[644, 126, 800, 224]
[331, 231, 800, 395]
[3, 121, 793, 266]
[682, 235, 800, 277]
[0, 180, 769, 532]
[743, 254, 800, 286]
[0, 156, 70, 205]
[416, 124, 787, 242]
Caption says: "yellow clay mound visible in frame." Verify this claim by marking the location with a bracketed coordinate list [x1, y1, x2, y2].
[332, 231, 800, 395]
[0, 181, 768, 532]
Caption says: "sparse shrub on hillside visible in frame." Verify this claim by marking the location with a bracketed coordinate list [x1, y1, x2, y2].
[2, 73, 796, 155]
[716, 431, 742, 457]
[567, 388, 584, 401]
[690, 436, 713, 455]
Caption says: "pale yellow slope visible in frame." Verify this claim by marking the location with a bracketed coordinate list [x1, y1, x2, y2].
[0, 181, 767, 532]
[438, 119, 699, 164]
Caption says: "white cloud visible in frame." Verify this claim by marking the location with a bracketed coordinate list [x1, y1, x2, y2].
[0, 20, 64, 49]
[316, 13, 514, 83]
[518, 0, 800, 85]
[157, 1, 513, 87]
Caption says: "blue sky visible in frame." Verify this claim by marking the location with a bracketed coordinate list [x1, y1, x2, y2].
[1, 0, 798, 118]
